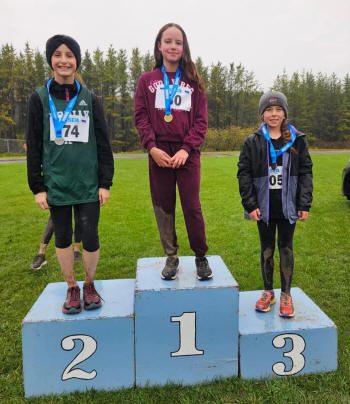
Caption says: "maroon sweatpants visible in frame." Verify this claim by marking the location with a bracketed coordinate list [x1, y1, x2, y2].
[149, 142, 208, 257]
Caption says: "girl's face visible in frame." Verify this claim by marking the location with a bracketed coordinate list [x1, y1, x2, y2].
[51, 44, 77, 83]
[262, 106, 285, 129]
[158, 26, 183, 67]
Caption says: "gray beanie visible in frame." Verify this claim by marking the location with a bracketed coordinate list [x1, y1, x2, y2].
[259, 90, 288, 117]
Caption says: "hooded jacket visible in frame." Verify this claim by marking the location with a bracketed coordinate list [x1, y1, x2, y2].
[237, 128, 313, 224]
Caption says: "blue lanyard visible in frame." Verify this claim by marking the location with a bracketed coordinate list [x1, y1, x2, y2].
[46, 78, 81, 139]
[261, 123, 297, 164]
[161, 65, 181, 116]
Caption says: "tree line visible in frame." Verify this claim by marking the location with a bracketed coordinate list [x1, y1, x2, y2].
[0, 43, 349, 150]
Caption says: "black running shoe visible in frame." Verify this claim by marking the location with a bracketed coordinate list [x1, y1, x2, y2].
[161, 256, 179, 280]
[195, 257, 213, 281]
[30, 254, 47, 270]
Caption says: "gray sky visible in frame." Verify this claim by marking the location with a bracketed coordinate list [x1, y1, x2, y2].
[1, 0, 349, 90]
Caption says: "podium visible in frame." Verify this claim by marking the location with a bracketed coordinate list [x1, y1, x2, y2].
[239, 288, 337, 379]
[22, 280, 135, 398]
[134, 255, 239, 386]
[22, 257, 337, 397]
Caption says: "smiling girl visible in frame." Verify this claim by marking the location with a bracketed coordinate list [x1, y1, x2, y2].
[237, 91, 313, 317]
[134, 23, 212, 281]
[26, 35, 114, 314]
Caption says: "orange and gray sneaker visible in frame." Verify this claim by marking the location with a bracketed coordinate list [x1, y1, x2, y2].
[83, 282, 103, 310]
[279, 292, 295, 318]
[255, 290, 276, 312]
[62, 285, 82, 315]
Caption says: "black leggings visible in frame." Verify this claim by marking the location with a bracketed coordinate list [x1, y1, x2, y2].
[257, 219, 296, 294]
[41, 216, 82, 245]
[50, 202, 100, 252]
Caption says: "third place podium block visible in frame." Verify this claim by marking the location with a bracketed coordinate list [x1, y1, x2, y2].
[239, 287, 337, 379]
[135, 255, 239, 386]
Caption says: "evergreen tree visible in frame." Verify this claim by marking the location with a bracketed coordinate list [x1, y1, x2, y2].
[129, 48, 143, 95]
[207, 62, 227, 128]
[103, 45, 118, 140]
[0, 44, 17, 138]
[195, 57, 209, 90]
[142, 51, 154, 72]
[338, 74, 350, 139]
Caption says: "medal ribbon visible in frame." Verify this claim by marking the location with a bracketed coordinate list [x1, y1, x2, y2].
[161, 65, 181, 117]
[261, 123, 297, 165]
[46, 78, 81, 140]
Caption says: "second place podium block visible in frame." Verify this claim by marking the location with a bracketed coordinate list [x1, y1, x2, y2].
[135, 255, 239, 386]
[22, 279, 135, 398]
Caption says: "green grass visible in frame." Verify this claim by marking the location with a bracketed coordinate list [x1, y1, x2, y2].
[0, 154, 349, 403]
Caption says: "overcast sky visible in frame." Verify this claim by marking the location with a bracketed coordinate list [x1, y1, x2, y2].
[1, 0, 349, 90]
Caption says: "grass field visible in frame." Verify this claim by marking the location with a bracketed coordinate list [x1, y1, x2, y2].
[0, 153, 349, 403]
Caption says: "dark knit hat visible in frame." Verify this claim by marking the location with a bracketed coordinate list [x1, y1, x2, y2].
[46, 34, 81, 69]
[259, 90, 288, 117]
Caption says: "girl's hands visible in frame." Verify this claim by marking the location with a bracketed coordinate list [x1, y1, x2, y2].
[149, 147, 172, 167]
[99, 188, 110, 207]
[149, 147, 189, 169]
[170, 149, 189, 168]
[298, 211, 309, 221]
[35, 192, 49, 210]
[249, 208, 261, 221]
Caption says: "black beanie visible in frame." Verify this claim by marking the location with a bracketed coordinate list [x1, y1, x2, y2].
[46, 34, 81, 69]
[258, 90, 288, 117]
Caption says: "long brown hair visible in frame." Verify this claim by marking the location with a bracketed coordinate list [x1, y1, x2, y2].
[154, 23, 205, 92]
[281, 118, 297, 154]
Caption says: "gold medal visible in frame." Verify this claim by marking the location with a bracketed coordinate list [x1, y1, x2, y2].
[164, 114, 173, 123]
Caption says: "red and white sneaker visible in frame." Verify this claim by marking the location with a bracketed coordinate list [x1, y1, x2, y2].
[255, 290, 276, 312]
[83, 282, 103, 310]
[62, 286, 82, 315]
[279, 292, 295, 318]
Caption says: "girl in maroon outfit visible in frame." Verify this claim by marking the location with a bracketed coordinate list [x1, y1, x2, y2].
[134, 23, 212, 281]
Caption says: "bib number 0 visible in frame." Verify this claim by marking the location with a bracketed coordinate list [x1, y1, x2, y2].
[155, 86, 192, 112]
[170, 312, 204, 357]
[61, 334, 97, 381]
[272, 333, 306, 375]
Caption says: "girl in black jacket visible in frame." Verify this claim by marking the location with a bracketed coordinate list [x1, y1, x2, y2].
[237, 90, 313, 318]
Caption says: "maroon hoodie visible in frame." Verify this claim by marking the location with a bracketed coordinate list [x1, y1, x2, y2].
[134, 67, 208, 153]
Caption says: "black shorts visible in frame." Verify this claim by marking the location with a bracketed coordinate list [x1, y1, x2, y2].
[50, 201, 100, 252]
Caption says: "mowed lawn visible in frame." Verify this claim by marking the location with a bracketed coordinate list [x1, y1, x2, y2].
[0, 153, 349, 403]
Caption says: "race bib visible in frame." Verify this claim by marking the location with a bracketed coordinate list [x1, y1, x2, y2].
[50, 111, 90, 143]
[269, 165, 283, 189]
[155, 85, 192, 111]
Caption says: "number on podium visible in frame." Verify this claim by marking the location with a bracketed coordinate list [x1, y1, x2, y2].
[170, 312, 204, 357]
[61, 334, 97, 380]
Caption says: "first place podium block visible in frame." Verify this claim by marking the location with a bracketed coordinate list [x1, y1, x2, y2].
[22, 279, 135, 398]
[239, 288, 337, 379]
[135, 255, 239, 386]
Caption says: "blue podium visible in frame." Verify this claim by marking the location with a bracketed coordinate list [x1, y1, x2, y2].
[239, 288, 337, 379]
[22, 257, 339, 397]
[134, 255, 239, 386]
[22, 279, 135, 398]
